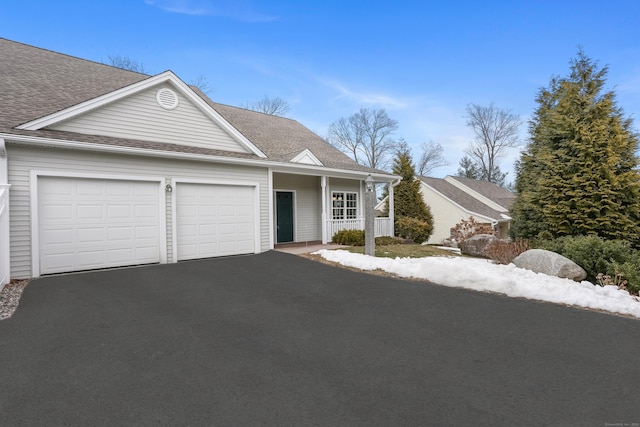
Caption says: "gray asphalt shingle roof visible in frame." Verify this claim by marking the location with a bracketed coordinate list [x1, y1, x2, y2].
[419, 176, 515, 221]
[0, 38, 385, 175]
[449, 176, 516, 210]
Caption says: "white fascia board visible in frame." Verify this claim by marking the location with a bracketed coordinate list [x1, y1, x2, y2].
[2, 133, 397, 181]
[16, 71, 266, 158]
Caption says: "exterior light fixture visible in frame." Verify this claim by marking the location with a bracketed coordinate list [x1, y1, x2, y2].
[365, 174, 374, 192]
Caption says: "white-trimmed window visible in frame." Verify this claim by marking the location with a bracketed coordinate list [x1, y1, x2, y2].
[332, 191, 358, 220]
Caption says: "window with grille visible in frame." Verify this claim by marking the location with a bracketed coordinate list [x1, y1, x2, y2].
[332, 192, 358, 219]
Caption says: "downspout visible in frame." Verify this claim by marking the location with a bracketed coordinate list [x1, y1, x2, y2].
[0, 138, 7, 185]
[321, 176, 328, 244]
[0, 138, 10, 287]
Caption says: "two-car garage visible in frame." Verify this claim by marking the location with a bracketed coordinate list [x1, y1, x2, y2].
[35, 175, 258, 276]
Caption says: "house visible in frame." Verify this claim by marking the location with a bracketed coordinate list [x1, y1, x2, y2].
[419, 176, 516, 244]
[0, 38, 397, 284]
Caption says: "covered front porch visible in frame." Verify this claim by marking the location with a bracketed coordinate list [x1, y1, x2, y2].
[271, 171, 396, 247]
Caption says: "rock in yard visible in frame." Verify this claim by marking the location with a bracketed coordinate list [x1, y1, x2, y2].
[460, 234, 497, 257]
[512, 249, 587, 282]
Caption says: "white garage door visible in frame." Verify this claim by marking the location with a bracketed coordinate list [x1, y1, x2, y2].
[38, 177, 161, 275]
[176, 183, 256, 260]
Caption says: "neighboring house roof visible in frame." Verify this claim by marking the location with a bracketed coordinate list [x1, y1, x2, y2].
[0, 38, 388, 177]
[419, 176, 516, 222]
[447, 176, 516, 210]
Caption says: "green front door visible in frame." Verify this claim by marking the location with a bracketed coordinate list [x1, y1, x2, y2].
[276, 192, 294, 243]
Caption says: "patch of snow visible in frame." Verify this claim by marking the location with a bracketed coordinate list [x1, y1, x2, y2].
[314, 250, 640, 318]
[436, 246, 461, 254]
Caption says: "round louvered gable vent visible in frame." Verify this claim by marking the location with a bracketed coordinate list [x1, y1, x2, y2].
[156, 88, 179, 110]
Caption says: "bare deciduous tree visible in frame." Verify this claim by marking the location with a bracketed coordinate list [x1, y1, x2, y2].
[108, 55, 146, 73]
[189, 74, 213, 95]
[464, 103, 521, 184]
[245, 95, 290, 116]
[328, 108, 398, 170]
[417, 140, 448, 176]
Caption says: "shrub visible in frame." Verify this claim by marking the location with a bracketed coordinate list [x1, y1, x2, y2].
[532, 235, 640, 294]
[332, 229, 365, 246]
[486, 239, 529, 265]
[533, 235, 631, 283]
[396, 216, 433, 244]
[450, 216, 494, 245]
[614, 257, 640, 295]
[375, 236, 402, 246]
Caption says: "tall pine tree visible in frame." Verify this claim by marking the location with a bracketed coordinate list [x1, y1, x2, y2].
[510, 49, 640, 245]
[385, 144, 434, 239]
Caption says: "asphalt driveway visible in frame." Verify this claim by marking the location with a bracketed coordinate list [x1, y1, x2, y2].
[1, 251, 639, 426]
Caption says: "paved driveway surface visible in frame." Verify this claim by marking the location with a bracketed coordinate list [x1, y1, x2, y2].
[1, 251, 639, 426]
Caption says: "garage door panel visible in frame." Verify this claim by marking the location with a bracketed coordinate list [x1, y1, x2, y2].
[176, 183, 255, 261]
[77, 227, 105, 243]
[78, 205, 103, 219]
[38, 177, 161, 274]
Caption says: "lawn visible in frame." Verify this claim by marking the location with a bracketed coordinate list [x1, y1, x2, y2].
[341, 243, 461, 258]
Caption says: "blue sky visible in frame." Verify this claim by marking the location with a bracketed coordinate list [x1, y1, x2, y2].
[3, 1, 639, 180]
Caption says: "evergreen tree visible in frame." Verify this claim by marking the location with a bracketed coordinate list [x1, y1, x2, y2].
[457, 155, 508, 187]
[510, 49, 640, 245]
[456, 156, 481, 179]
[384, 144, 434, 240]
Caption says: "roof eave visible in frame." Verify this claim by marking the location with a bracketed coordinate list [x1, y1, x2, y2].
[2, 132, 398, 181]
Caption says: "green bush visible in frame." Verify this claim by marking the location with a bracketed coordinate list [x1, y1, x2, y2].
[533, 235, 640, 294]
[332, 229, 365, 246]
[615, 257, 640, 295]
[396, 216, 433, 244]
[375, 236, 402, 246]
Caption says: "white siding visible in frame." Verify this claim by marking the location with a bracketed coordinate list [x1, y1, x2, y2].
[273, 174, 321, 242]
[50, 84, 250, 154]
[7, 144, 270, 278]
[421, 184, 492, 245]
[327, 178, 360, 194]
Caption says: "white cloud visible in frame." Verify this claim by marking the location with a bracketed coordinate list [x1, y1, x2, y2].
[145, 0, 278, 22]
[318, 77, 409, 110]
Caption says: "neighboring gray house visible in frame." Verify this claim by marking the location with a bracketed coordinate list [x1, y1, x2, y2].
[0, 38, 397, 283]
[419, 176, 516, 244]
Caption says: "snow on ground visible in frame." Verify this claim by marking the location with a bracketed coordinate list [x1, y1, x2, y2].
[314, 250, 640, 319]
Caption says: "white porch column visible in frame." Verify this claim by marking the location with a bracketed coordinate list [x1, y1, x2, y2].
[268, 168, 274, 249]
[321, 175, 328, 244]
[388, 181, 395, 237]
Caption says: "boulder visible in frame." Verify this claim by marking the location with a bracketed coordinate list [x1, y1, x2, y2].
[460, 234, 497, 257]
[512, 249, 587, 282]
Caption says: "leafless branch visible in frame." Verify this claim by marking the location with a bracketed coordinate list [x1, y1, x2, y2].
[328, 108, 398, 170]
[417, 141, 448, 176]
[107, 55, 146, 74]
[464, 103, 521, 183]
[245, 95, 290, 116]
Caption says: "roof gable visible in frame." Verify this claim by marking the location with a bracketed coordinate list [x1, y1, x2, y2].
[290, 149, 323, 166]
[0, 38, 396, 177]
[18, 71, 265, 157]
[445, 176, 515, 211]
[420, 176, 511, 221]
